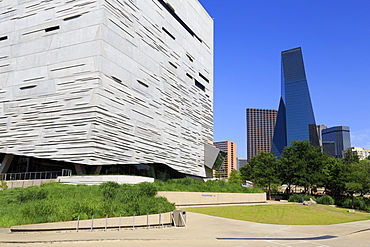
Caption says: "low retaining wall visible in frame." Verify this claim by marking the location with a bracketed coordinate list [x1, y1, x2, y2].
[11, 212, 172, 232]
[56, 175, 154, 185]
[4, 179, 55, 189]
[158, 191, 266, 206]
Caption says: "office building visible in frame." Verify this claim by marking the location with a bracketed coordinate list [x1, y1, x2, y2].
[322, 126, 351, 158]
[237, 157, 247, 170]
[247, 108, 277, 160]
[213, 141, 237, 178]
[271, 47, 319, 157]
[0, 0, 218, 179]
[350, 147, 370, 160]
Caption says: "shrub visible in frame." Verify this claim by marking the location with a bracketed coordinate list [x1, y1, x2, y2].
[316, 195, 334, 205]
[340, 197, 369, 211]
[135, 182, 157, 197]
[16, 186, 48, 203]
[100, 181, 120, 200]
[288, 194, 316, 203]
[153, 178, 264, 193]
[0, 180, 7, 190]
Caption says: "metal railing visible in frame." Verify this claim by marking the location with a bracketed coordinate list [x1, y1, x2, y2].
[0, 169, 72, 181]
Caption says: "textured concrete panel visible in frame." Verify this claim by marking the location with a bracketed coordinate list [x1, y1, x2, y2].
[0, 0, 214, 177]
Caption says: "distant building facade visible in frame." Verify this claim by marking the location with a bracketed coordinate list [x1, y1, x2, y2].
[236, 157, 247, 170]
[322, 126, 351, 158]
[316, 124, 328, 146]
[350, 147, 370, 160]
[271, 47, 319, 157]
[247, 108, 277, 160]
[213, 141, 237, 178]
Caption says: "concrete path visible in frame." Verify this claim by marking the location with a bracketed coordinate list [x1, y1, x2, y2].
[1, 211, 370, 247]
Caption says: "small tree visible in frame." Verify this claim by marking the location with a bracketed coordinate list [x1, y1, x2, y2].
[247, 151, 280, 200]
[280, 140, 327, 194]
[228, 170, 243, 184]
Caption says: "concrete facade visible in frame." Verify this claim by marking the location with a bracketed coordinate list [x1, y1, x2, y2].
[0, 0, 214, 177]
[350, 147, 370, 160]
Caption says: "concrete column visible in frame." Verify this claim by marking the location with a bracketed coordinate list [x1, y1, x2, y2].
[91, 165, 102, 175]
[0, 154, 14, 174]
[74, 164, 86, 175]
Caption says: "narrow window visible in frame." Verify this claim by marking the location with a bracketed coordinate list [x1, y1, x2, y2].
[169, 61, 177, 69]
[186, 54, 194, 62]
[186, 73, 193, 79]
[162, 27, 175, 40]
[45, 26, 60, 32]
[63, 15, 82, 21]
[112, 76, 122, 83]
[20, 85, 37, 90]
[137, 80, 149, 88]
[194, 79, 205, 91]
[199, 73, 209, 83]
[0, 36, 8, 41]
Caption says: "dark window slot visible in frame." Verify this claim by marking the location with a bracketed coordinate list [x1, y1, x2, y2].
[186, 54, 193, 62]
[45, 26, 60, 32]
[137, 80, 149, 88]
[199, 73, 209, 83]
[112, 76, 122, 83]
[20, 85, 37, 90]
[186, 73, 193, 79]
[169, 61, 177, 69]
[0, 36, 8, 41]
[158, 0, 202, 42]
[63, 15, 82, 21]
[162, 27, 176, 40]
[194, 79, 205, 91]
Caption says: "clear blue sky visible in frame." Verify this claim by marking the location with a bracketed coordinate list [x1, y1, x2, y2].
[198, 0, 370, 158]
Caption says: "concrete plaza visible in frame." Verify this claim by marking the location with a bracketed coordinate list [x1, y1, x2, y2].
[1, 210, 370, 247]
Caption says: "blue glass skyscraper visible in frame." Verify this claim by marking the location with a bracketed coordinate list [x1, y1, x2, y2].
[271, 47, 319, 157]
[322, 126, 351, 158]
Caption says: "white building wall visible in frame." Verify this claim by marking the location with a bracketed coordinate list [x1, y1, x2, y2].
[0, 0, 214, 177]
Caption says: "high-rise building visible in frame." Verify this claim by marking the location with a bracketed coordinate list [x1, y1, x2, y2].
[271, 47, 319, 157]
[236, 157, 247, 170]
[213, 141, 237, 178]
[350, 147, 370, 160]
[0, 0, 218, 179]
[247, 108, 277, 160]
[316, 124, 328, 146]
[322, 126, 351, 158]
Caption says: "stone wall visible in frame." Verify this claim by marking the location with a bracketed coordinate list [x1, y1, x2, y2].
[158, 191, 266, 206]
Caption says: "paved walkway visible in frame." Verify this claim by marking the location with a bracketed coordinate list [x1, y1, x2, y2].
[1, 210, 370, 247]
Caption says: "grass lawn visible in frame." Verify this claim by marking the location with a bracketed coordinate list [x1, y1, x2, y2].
[186, 204, 370, 225]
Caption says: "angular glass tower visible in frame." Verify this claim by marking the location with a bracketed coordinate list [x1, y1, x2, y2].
[271, 47, 319, 157]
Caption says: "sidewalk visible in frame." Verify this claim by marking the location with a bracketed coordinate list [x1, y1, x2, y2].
[1, 210, 370, 247]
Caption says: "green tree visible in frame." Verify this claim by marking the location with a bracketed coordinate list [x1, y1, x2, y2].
[280, 140, 327, 194]
[228, 170, 243, 184]
[323, 156, 346, 195]
[340, 151, 369, 208]
[246, 151, 280, 200]
[343, 149, 360, 164]
[359, 159, 370, 195]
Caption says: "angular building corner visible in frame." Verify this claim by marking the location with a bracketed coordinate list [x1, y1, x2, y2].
[271, 47, 319, 157]
[0, 0, 216, 178]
